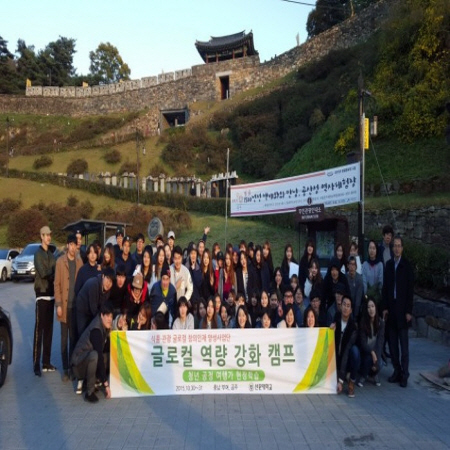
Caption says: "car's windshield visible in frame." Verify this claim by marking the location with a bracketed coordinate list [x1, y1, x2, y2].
[21, 245, 39, 256]
[0, 250, 8, 259]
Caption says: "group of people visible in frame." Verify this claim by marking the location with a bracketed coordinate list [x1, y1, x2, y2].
[32, 223, 414, 402]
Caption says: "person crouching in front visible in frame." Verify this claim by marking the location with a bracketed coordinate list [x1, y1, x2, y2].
[70, 303, 113, 403]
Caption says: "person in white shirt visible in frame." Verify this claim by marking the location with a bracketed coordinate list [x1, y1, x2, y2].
[172, 297, 195, 330]
[170, 246, 193, 306]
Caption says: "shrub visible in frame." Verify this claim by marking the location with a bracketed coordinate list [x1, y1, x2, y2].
[404, 239, 450, 291]
[0, 198, 22, 225]
[33, 155, 53, 170]
[79, 200, 94, 219]
[118, 160, 137, 175]
[67, 158, 88, 175]
[104, 149, 122, 164]
[7, 208, 47, 247]
[148, 163, 166, 177]
[34, 203, 81, 243]
[66, 195, 79, 207]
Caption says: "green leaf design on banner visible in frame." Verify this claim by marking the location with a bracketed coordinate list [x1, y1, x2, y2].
[293, 328, 335, 392]
[113, 331, 154, 394]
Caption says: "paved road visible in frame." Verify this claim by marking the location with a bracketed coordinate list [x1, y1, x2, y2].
[0, 281, 449, 450]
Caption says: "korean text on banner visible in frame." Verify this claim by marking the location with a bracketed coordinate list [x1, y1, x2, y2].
[110, 328, 337, 398]
[230, 163, 360, 217]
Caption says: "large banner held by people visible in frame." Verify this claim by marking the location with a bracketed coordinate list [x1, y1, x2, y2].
[110, 328, 337, 397]
[230, 163, 360, 217]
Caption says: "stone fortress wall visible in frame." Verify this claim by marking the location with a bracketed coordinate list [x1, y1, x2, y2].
[0, 0, 391, 131]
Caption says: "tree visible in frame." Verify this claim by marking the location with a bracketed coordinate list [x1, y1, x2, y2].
[37, 36, 76, 86]
[306, 0, 377, 38]
[89, 42, 131, 85]
[306, 0, 346, 38]
[0, 36, 20, 94]
[16, 39, 41, 88]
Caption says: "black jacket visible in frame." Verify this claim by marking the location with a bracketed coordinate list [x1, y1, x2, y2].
[236, 264, 257, 301]
[334, 312, 358, 382]
[382, 256, 414, 329]
[71, 314, 109, 384]
[34, 245, 56, 297]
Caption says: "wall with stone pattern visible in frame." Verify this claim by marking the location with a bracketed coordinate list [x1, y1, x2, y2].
[413, 294, 450, 346]
[0, 0, 392, 127]
[330, 206, 450, 249]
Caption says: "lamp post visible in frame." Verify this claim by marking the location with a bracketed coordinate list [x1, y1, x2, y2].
[135, 125, 141, 205]
[5, 117, 10, 178]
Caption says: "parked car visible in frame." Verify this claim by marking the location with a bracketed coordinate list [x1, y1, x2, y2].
[0, 249, 20, 282]
[0, 306, 13, 388]
[11, 243, 59, 282]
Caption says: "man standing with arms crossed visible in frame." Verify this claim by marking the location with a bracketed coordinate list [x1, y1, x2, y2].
[382, 236, 414, 388]
[54, 235, 83, 382]
[33, 225, 56, 377]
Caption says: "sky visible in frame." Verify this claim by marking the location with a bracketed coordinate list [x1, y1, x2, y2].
[2, 0, 313, 81]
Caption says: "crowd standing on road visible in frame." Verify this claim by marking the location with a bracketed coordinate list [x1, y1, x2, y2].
[32, 223, 414, 402]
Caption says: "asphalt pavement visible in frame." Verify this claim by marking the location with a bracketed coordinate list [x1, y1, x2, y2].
[0, 280, 449, 450]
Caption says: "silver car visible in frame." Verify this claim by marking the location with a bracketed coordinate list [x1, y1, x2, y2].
[0, 249, 20, 282]
[11, 243, 58, 281]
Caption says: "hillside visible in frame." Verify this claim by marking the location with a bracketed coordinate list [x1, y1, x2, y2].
[1, 0, 449, 190]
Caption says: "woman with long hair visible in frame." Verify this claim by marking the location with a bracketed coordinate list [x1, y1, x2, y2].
[200, 296, 218, 329]
[129, 301, 152, 330]
[272, 267, 285, 302]
[303, 306, 318, 328]
[219, 304, 235, 329]
[280, 243, 297, 287]
[200, 249, 215, 300]
[277, 304, 298, 328]
[172, 296, 195, 330]
[262, 240, 274, 276]
[153, 247, 166, 282]
[223, 252, 236, 301]
[164, 243, 172, 266]
[100, 243, 115, 270]
[236, 251, 257, 303]
[333, 242, 347, 274]
[235, 305, 251, 329]
[140, 245, 153, 284]
[299, 239, 316, 287]
[361, 240, 383, 307]
[358, 298, 384, 387]
[302, 258, 323, 302]
[253, 245, 271, 293]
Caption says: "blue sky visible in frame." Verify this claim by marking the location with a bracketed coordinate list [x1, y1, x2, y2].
[2, 0, 312, 80]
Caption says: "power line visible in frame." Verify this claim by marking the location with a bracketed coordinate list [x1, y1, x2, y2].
[280, 0, 347, 12]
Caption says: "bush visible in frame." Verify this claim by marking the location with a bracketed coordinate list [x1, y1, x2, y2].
[79, 200, 94, 219]
[66, 195, 79, 207]
[148, 163, 166, 177]
[0, 197, 22, 225]
[31, 202, 81, 243]
[104, 149, 122, 164]
[67, 159, 88, 175]
[118, 160, 137, 175]
[33, 155, 53, 170]
[7, 208, 47, 247]
[404, 239, 450, 291]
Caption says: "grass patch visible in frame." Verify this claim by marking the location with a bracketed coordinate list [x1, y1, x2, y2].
[8, 135, 171, 176]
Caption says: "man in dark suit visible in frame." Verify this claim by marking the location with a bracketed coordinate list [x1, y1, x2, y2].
[382, 236, 414, 388]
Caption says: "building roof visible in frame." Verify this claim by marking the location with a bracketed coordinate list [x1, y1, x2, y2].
[195, 30, 258, 62]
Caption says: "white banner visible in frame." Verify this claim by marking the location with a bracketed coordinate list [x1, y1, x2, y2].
[230, 163, 360, 217]
[110, 328, 337, 397]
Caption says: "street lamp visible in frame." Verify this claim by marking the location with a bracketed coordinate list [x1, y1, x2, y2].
[5, 117, 10, 178]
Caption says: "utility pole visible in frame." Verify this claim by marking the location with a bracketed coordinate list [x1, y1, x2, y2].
[136, 126, 140, 206]
[358, 74, 365, 260]
[5, 117, 10, 178]
[224, 148, 230, 249]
